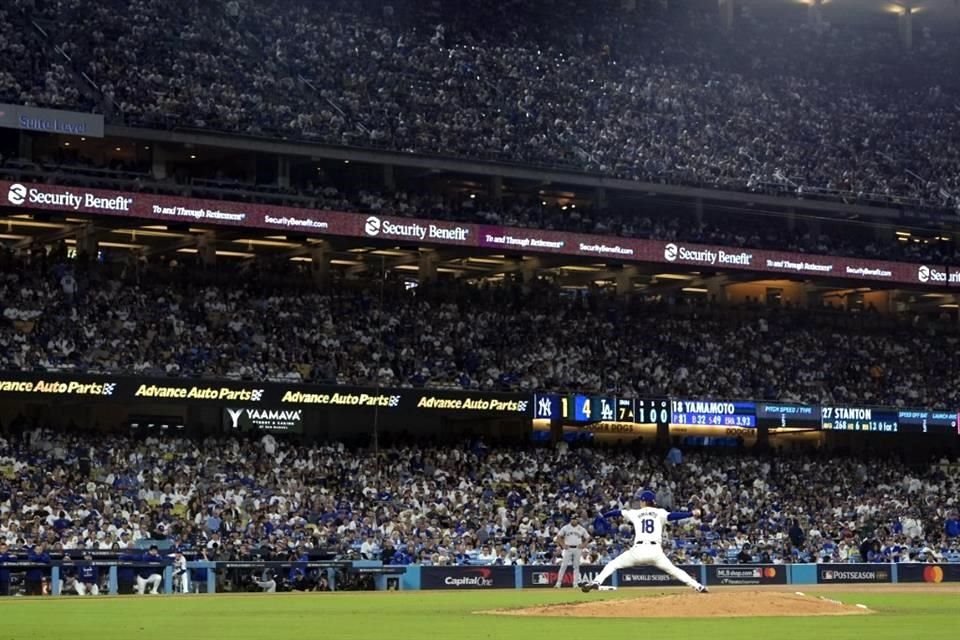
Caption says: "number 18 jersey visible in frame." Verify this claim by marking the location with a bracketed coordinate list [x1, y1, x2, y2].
[622, 507, 670, 545]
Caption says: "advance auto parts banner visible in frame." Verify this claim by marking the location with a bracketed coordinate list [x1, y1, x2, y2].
[1, 179, 956, 289]
[420, 566, 516, 589]
[898, 564, 960, 584]
[817, 564, 892, 584]
[0, 373, 530, 416]
[706, 565, 786, 586]
[619, 564, 700, 587]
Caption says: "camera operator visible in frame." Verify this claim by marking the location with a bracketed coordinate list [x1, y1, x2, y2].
[254, 567, 277, 593]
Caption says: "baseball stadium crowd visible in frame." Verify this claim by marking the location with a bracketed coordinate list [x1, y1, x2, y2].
[1, 430, 959, 574]
[2, 156, 960, 269]
[2, 0, 960, 211]
[2, 253, 960, 408]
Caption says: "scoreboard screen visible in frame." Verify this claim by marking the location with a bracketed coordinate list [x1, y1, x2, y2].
[756, 403, 821, 429]
[670, 400, 756, 428]
[532, 395, 668, 425]
[532, 394, 616, 422]
[896, 409, 959, 435]
[821, 406, 898, 433]
[635, 398, 670, 426]
[569, 395, 617, 422]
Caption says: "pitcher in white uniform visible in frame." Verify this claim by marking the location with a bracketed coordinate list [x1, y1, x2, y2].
[581, 490, 708, 593]
[554, 515, 591, 588]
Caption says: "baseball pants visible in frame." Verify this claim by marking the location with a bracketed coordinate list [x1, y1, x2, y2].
[75, 582, 99, 596]
[136, 574, 162, 594]
[555, 548, 582, 587]
[594, 543, 702, 589]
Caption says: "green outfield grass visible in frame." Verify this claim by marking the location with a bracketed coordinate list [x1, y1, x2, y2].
[0, 588, 956, 640]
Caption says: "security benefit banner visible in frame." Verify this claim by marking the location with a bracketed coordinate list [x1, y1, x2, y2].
[523, 565, 604, 588]
[816, 564, 892, 584]
[0, 373, 531, 417]
[898, 564, 960, 584]
[420, 566, 516, 590]
[618, 564, 700, 587]
[706, 565, 787, 586]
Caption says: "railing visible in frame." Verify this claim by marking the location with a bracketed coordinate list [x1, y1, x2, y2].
[1, 562, 954, 594]
[0, 560, 403, 595]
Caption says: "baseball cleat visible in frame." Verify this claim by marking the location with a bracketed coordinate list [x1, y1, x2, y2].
[696, 585, 710, 593]
[580, 581, 599, 593]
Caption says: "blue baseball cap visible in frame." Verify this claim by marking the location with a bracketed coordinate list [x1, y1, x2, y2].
[636, 490, 656, 503]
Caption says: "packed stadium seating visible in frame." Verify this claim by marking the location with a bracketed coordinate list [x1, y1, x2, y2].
[0, 254, 958, 408]
[2, 160, 958, 268]
[2, 0, 960, 211]
[5, 0, 960, 597]
[1, 428, 959, 568]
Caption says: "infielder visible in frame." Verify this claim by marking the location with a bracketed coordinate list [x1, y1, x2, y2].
[554, 515, 591, 588]
[581, 490, 708, 593]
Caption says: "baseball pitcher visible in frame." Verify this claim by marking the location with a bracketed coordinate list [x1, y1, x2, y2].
[554, 515, 590, 588]
[581, 490, 708, 593]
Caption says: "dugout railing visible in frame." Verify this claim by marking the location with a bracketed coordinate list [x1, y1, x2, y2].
[0, 561, 955, 595]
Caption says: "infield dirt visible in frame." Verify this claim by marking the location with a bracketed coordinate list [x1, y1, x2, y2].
[481, 590, 874, 618]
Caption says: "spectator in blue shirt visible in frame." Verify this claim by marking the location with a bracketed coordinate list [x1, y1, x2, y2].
[666, 446, 683, 467]
[390, 544, 416, 566]
[945, 512, 960, 539]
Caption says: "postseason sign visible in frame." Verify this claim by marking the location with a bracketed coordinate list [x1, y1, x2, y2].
[670, 400, 757, 428]
[817, 564, 892, 584]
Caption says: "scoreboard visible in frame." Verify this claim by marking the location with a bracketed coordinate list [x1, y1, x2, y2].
[756, 403, 821, 430]
[896, 409, 959, 435]
[532, 394, 668, 425]
[821, 406, 899, 433]
[670, 400, 757, 428]
[532, 394, 960, 437]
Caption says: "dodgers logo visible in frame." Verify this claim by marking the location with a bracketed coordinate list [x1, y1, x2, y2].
[7, 183, 27, 206]
[364, 216, 382, 236]
[664, 242, 678, 262]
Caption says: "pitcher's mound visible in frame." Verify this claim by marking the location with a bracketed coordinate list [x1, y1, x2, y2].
[482, 591, 873, 619]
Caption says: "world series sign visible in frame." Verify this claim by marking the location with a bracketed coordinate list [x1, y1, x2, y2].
[618, 564, 700, 587]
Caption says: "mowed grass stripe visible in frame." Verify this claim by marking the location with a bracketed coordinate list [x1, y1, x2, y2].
[0, 589, 956, 640]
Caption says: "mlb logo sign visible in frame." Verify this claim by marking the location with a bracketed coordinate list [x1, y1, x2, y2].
[824, 571, 834, 580]
[751, 569, 762, 578]
[532, 572, 551, 586]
